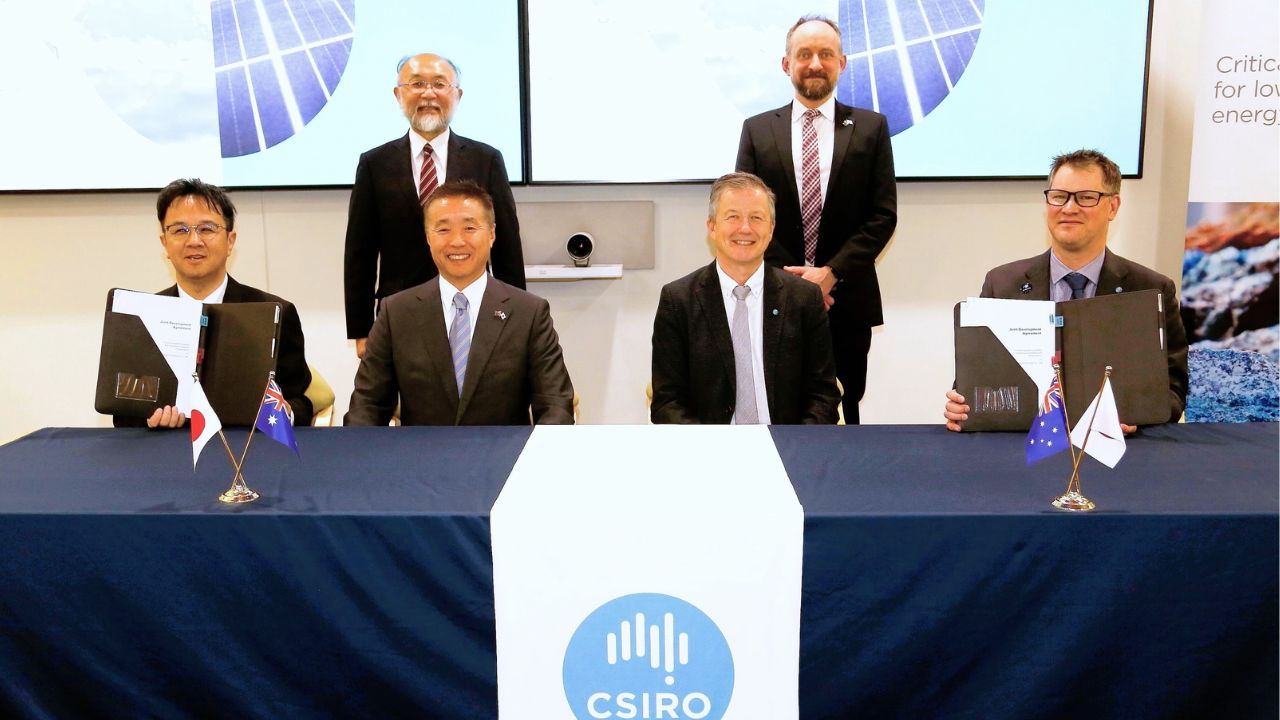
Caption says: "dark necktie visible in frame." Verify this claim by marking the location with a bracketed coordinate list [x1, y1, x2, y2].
[1064, 272, 1089, 300]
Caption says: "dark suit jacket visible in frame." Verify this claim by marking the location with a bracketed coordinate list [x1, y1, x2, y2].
[345, 277, 574, 426]
[114, 276, 314, 427]
[343, 131, 525, 339]
[736, 101, 897, 330]
[980, 250, 1189, 423]
[651, 262, 840, 424]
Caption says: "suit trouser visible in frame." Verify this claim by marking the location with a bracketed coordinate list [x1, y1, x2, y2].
[831, 323, 872, 425]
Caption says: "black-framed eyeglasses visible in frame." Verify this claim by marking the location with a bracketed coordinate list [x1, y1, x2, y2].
[164, 222, 225, 240]
[1044, 189, 1115, 207]
[397, 79, 457, 94]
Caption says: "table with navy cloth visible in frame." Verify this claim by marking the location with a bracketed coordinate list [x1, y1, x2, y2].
[0, 423, 1275, 719]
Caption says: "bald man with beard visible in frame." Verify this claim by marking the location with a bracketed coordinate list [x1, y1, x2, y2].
[344, 53, 525, 360]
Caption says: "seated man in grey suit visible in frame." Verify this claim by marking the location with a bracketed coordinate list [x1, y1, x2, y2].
[346, 181, 574, 426]
[651, 172, 840, 424]
[944, 149, 1189, 432]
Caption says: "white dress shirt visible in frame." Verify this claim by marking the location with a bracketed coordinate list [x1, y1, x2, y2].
[790, 98, 836, 209]
[716, 262, 771, 425]
[439, 272, 487, 345]
[176, 273, 228, 304]
[409, 128, 451, 192]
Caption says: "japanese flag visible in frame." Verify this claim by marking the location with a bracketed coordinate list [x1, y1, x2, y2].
[188, 378, 222, 468]
[1070, 377, 1126, 469]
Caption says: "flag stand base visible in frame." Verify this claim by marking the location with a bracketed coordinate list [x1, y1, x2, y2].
[219, 473, 259, 504]
[1051, 491, 1095, 512]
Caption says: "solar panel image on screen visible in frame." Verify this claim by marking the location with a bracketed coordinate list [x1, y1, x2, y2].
[212, 0, 355, 158]
[838, 0, 984, 136]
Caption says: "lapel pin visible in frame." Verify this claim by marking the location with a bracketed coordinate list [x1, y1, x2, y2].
[1020, 282, 1032, 294]
[842, 118, 853, 126]
[772, 308, 779, 316]
[494, 310, 508, 321]
[1114, 286, 1123, 293]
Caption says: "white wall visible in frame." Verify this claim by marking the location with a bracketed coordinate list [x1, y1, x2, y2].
[0, 2, 1201, 443]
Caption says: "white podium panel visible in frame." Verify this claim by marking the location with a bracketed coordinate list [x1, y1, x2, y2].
[491, 425, 803, 720]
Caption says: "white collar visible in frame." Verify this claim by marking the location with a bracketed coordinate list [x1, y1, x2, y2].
[176, 273, 228, 303]
[439, 271, 488, 309]
[791, 97, 835, 124]
[715, 261, 765, 299]
[409, 127, 451, 158]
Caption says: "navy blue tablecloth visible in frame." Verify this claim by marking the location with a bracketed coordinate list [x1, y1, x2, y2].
[0, 424, 1274, 719]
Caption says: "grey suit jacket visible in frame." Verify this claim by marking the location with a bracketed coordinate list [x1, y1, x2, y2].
[980, 249, 1189, 422]
[651, 262, 840, 424]
[736, 101, 897, 330]
[345, 277, 574, 426]
[343, 131, 525, 339]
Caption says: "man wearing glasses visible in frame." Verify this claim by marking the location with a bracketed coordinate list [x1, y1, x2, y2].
[943, 149, 1188, 431]
[121, 178, 313, 428]
[343, 53, 525, 361]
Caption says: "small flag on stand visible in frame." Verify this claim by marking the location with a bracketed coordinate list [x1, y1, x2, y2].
[1070, 377, 1126, 468]
[189, 377, 222, 468]
[255, 375, 299, 456]
[1026, 374, 1069, 465]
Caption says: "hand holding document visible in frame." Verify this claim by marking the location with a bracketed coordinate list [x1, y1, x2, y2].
[96, 290, 282, 425]
[954, 290, 1171, 431]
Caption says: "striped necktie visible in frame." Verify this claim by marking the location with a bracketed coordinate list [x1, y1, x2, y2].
[800, 108, 823, 267]
[418, 143, 439, 206]
[448, 292, 470, 396]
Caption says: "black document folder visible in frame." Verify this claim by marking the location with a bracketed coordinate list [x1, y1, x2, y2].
[95, 289, 282, 426]
[1057, 290, 1169, 427]
[201, 302, 283, 425]
[954, 289, 1169, 431]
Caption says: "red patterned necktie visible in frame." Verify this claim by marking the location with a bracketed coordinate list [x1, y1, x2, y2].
[800, 108, 823, 267]
[418, 143, 439, 206]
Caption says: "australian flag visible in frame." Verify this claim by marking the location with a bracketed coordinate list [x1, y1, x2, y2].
[1026, 374, 1068, 465]
[255, 375, 299, 456]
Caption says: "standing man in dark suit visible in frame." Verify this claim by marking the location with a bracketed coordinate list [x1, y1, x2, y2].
[346, 181, 573, 426]
[121, 178, 313, 428]
[736, 15, 897, 425]
[651, 172, 840, 425]
[944, 149, 1189, 431]
[344, 53, 525, 360]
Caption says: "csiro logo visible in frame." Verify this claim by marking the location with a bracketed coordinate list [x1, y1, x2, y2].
[563, 593, 734, 720]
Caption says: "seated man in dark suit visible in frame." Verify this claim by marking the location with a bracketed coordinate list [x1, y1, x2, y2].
[118, 178, 313, 428]
[651, 172, 840, 424]
[944, 149, 1188, 432]
[345, 181, 574, 426]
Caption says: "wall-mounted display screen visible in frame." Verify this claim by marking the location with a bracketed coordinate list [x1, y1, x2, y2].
[526, 0, 1152, 181]
[0, 0, 523, 190]
[0, 1, 1151, 190]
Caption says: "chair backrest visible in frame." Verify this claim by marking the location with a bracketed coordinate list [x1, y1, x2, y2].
[304, 366, 336, 427]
